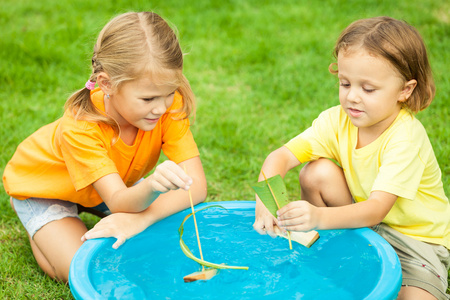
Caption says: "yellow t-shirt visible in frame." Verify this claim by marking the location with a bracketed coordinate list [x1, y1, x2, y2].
[3, 88, 199, 207]
[285, 105, 450, 249]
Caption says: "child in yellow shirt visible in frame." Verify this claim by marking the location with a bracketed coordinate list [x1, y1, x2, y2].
[254, 17, 449, 300]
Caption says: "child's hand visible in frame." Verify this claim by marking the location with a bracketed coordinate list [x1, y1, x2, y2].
[81, 212, 148, 249]
[253, 199, 282, 238]
[148, 160, 193, 194]
[276, 200, 320, 232]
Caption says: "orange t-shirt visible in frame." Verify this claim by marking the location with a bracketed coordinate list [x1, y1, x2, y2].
[3, 88, 199, 207]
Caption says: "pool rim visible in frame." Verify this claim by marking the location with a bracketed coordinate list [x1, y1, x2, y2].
[69, 200, 401, 300]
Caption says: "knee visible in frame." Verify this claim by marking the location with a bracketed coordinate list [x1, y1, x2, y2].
[10, 197, 16, 213]
[299, 158, 341, 190]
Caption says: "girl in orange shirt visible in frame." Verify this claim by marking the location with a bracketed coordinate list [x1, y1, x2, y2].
[3, 12, 207, 283]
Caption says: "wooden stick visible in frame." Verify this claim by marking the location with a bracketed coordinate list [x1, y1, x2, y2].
[182, 167, 218, 282]
[282, 230, 320, 248]
[184, 166, 205, 271]
[183, 269, 218, 283]
[261, 171, 281, 209]
[261, 171, 292, 250]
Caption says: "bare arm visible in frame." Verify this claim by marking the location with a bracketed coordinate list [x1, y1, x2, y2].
[277, 190, 397, 231]
[253, 146, 302, 237]
[135, 156, 207, 226]
[82, 156, 207, 248]
[93, 159, 197, 213]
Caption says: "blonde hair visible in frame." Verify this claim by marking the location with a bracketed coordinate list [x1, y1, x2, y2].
[65, 12, 195, 135]
[329, 16, 435, 113]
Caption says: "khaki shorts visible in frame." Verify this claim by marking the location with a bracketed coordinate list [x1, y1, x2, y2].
[372, 223, 450, 300]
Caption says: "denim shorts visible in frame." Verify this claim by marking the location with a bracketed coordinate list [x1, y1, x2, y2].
[12, 197, 111, 238]
[372, 223, 450, 300]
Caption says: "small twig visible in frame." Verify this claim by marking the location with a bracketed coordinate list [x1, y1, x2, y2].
[184, 166, 205, 271]
[261, 171, 292, 250]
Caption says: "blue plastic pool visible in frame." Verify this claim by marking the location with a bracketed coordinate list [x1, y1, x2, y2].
[69, 201, 401, 299]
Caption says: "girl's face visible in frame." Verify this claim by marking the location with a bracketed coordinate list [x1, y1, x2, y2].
[337, 48, 406, 140]
[106, 76, 177, 132]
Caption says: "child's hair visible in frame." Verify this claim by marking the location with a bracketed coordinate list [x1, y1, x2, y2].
[65, 12, 195, 135]
[329, 16, 435, 113]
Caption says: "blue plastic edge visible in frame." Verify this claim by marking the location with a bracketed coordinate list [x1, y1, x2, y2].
[358, 227, 402, 300]
[69, 201, 257, 299]
[69, 234, 107, 300]
[69, 200, 401, 300]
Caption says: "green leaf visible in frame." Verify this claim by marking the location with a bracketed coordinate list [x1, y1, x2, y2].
[178, 205, 249, 270]
[251, 174, 290, 217]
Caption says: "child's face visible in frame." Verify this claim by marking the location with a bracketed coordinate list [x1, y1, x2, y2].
[337, 48, 405, 137]
[107, 76, 177, 132]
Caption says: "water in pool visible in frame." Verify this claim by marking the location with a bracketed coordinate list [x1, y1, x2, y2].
[87, 206, 381, 299]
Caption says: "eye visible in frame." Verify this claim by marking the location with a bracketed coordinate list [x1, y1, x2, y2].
[142, 97, 156, 102]
[339, 82, 350, 88]
[363, 87, 375, 93]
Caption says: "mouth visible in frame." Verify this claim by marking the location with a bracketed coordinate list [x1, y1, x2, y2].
[144, 117, 160, 124]
[347, 107, 364, 118]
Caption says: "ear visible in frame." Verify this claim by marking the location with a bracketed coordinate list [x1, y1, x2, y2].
[97, 72, 113, 95]
[398, 79, 417, 103]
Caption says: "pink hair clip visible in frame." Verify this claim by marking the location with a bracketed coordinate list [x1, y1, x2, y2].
[85, 80, 96, 90]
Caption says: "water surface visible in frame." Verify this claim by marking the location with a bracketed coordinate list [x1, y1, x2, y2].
[85, 205, 382, 299]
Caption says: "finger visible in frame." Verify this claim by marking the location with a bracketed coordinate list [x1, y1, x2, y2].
[174, 170, 193, 190]
[278, 216, 303, 227]
[283, 224, 312, 232]
[152, 173, 192, 193]
[280, 216, 315, 232]
[272, 225, 283, 236]
[276, 203, 291, 216]
[278, 210, 304, 222]
[169, 161, 194, 180]
[82, 227, 112, 240]
[263, 219, 279, 238]
[154, 167, 192, 191]
[112, 235, 127, 249]
[179, 177, 193, 191]
[266, 228, 278, 238]
[253, 220, 267, 235]
[161, 171, 190, 190]
[278, 204, 308, 221]
[160, 161, 193, 185]
[277, 200, 305, 217]
[178, 165, 194, 188]
[150, 178, 174, 193]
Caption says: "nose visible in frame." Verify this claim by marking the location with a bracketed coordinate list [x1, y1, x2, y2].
[346, 87, 361, 103]
[151, 98, 169, 115]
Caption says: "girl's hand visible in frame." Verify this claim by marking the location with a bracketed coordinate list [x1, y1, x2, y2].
[81, 212, 149, 249]
[148, 160, 193, 194]
[253, 199, 282, 238]
[276, 200, 321, 232]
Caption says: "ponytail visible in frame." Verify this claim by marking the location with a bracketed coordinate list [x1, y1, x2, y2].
[64, 86, 119, 138]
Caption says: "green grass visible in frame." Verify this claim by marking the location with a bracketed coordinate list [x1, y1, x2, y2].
[1, 0, 449, 298]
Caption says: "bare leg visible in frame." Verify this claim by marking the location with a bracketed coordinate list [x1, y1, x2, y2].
[31, 217, 88, 283]
[10, 197, 88, 282]
[301, 161, 441, 299]
[10, 197, 15, 212]
[397, 286, 437, 300]
[299, 158, 352, 207]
